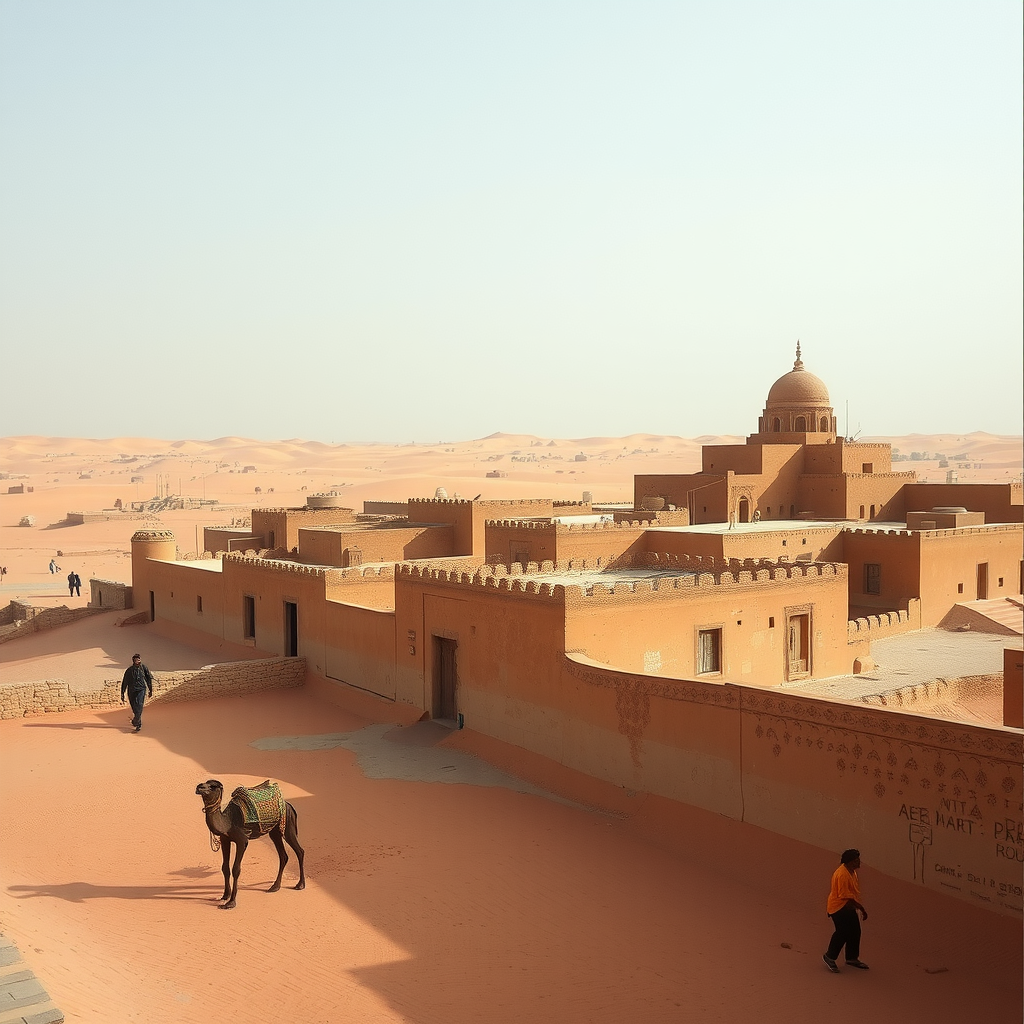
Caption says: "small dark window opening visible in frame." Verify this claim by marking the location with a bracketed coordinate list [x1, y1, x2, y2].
[196, 595, 203, 613]
[768, 617, 775, 628]
[864, 563, 881, 595]
[957, 583, 964, 594]
[243, 595, 256, 639]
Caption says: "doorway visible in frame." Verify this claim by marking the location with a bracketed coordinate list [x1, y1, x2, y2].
[787, 613, 810, 678]
[976, 563, 989, 601]
[738, 497, 750, 523]
[284, 601, 298, 657]
[434, 636, 458, 719]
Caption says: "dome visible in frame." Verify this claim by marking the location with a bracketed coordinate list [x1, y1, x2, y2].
[765, 344, 830, 406]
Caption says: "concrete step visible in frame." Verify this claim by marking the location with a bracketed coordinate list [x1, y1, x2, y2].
[0, 935, 63, 1024]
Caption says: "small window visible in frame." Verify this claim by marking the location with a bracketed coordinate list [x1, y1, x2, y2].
[865, 563, 881, 595]
[802, 538, 807, 545]
[862, 463, 873, 474]
[859, 505, 865, 519]
[196, 595, 203, 614]
[697, 628, 722, 675]
[268, 530, 276, 548]
[820, 416, 829, 432]
[243, 595, 256, 639]
[768, 617, 775, 628]
[870, 504, 876, 518]
[998, 577, 1004, 587]
[766, 506, 772, 517]
[782, 539, 787, 547]
[957, 583, 964, 594]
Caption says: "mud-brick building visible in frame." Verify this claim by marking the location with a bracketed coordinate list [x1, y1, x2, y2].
[123, 351, 1023, 916]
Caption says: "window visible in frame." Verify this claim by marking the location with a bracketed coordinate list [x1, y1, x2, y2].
[862, 463, 873, 474]
[870, 504, 876, 518]
[243, 595, 256, 639]
[768, 617, 775, 628]
[196, 595, 203, 614]
[772, 417, 781, 432]
[859, 505, 865, 519]
[794, 415, 807, 431]
[864, 563, 881, 595]
[998, 577, 1004, 588]
[820, 417, 829, 432]
[697, 628, 722, 674]
[766, 506, 772, 517]
[957, 583, 964, 594]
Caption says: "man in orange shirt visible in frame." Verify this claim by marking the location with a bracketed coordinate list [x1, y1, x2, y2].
[823, 848, 869, 972]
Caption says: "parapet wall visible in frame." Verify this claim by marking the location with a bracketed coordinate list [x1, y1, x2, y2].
[396, 557, 845, 602]
[0, 656, 306, 719]
[847, 598, 922, 642]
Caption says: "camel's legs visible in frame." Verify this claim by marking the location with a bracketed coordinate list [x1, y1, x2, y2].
[219, 840, 232, 901]
[284, 804, 306, 890]
[267, 826, 288, 892]
[221, 836, 248, 909]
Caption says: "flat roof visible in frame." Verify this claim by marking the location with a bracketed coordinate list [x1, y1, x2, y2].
[787, 628, 1021, 725]
[513, 566, 697, 588]
[167, 558, 223, 572]
[648, 520, 846, 535]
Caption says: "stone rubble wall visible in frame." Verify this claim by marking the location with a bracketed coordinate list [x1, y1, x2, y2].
[0, 602, 106, 645]
[0, 656, 306, 719]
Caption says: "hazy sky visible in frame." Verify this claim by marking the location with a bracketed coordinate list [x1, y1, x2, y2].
[1, 2, 1021, 442]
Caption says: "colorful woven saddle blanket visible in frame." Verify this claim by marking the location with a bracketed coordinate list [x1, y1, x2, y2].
[230, 781, 285, 837]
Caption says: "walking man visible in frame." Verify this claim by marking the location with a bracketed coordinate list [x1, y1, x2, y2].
[120, 653, 154, 733]
[823, 848, 869, 972]
[67, 570, 81, 597]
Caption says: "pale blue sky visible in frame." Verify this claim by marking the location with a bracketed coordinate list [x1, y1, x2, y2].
[1, 2, 1020, 441]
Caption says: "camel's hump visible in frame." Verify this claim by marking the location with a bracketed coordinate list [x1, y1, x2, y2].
[229, 781, 285, 835]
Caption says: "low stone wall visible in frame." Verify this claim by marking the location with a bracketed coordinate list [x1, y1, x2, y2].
[0, 602, 105, 645]
[89, 578, 133, 610]
[0, 656, 306, 718]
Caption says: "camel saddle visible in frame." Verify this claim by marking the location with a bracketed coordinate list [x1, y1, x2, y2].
[230, 781, 285, 837]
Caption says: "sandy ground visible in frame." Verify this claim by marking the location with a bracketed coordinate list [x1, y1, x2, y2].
[1, 672, 1021, 1024]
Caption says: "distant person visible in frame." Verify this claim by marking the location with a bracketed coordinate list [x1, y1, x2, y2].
[120, 653, 154, 733]
[48, 558, 57, 574]
[68, 571, 82, 597]
[823, 849, 869, 972]
[752, 509, 761, 523]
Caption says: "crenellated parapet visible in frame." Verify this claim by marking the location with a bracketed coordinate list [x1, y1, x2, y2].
[396, 557, 846, 602]
[485, 517, 659, 531]
[847, 599, 922, 642]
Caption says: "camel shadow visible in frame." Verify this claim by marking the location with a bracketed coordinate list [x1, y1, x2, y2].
[8, 879, 220, 903]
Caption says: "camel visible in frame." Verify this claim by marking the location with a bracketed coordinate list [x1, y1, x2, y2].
[194, 779, 305, 909]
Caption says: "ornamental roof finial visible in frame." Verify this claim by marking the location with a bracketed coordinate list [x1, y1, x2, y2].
[794, 340, 803, 370]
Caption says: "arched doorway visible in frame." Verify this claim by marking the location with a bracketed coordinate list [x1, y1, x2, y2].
[820, 416, 829, 432]
[738, 497, 750, 523]
[772, 417, 782, 432]
[794, 415, 807, 431]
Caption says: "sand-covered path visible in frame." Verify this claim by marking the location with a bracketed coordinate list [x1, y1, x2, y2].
[1, 684, 1020, 1024]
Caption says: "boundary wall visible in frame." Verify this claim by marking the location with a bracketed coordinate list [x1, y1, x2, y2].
[0, 656, 305, 719]
[566, 655, 1022, 915]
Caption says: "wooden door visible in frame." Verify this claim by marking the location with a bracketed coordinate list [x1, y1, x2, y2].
[434, 637, 457, 719]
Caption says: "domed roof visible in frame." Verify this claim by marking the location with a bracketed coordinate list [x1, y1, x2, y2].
[766, 344, 830, 406]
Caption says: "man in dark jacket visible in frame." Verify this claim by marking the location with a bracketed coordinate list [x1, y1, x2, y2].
[121, 654, 154, 732]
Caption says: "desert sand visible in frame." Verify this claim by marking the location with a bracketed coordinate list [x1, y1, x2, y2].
[1, 664, 1021, 1024]
[1, 433, 1022, 1023]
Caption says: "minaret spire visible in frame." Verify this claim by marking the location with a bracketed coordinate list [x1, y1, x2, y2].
[793, 340, 803, 370]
